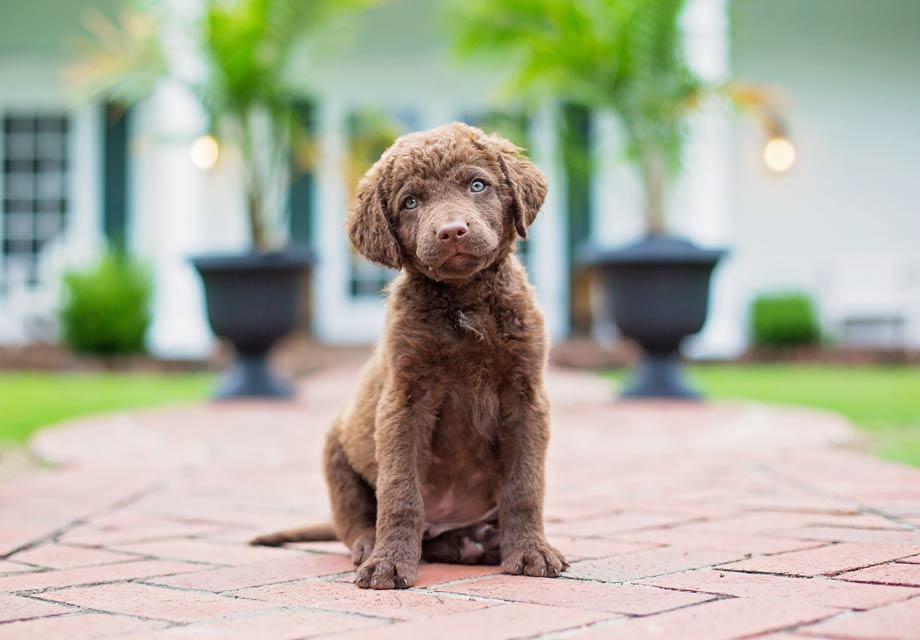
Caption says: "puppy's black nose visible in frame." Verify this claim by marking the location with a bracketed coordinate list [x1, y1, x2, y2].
[436, 221, 468, 243]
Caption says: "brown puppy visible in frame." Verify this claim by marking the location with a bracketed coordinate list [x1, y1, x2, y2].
[252, 122, 567, 589]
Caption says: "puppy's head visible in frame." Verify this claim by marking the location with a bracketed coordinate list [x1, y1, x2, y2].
[346, 122, 547, 282]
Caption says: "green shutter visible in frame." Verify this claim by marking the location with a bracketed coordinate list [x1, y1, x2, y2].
[102, 103, 130, 249]
[289, 101, 315, 247]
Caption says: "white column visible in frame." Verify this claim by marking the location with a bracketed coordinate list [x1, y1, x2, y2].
[65, 103, 105, 265]
[677, 0, 731, 246]
[679, 0, 744, 358]
[529, 103, 569, 340]
[132, 81, 214, 359]
[312, 98, 350, 342]
[590, 110, 644, 247]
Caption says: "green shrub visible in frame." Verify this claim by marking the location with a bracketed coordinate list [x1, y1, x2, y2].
[59, 253, 152, 354]
[749, 292, 821, 348]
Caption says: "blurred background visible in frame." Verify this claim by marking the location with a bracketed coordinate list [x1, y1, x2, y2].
[0, 1, 918, 465]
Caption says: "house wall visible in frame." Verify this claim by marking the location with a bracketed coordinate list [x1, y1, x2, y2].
[0, 0, 115, 343]
[721, 0, 920, 353]
[283, 0, 570, 344]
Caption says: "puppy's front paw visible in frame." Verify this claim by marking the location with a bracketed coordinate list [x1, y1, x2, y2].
[355, 554, 418, 590]
[502, 539, 569, 578]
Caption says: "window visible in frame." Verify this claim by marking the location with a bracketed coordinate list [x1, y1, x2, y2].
[2, 113, 69, 288]
[345, 109, 418, 298]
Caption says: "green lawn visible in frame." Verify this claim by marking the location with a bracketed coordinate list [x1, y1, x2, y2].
[0, 372, 213, 443]
[606, 364, 920, 467]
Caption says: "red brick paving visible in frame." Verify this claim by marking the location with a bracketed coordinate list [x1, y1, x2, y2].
[435, 574, 714, 615]
[799, 595, 920, 639]
[1, 364, 918, 638]
[331, 602, 613, 640]
[717, 543, 919, 577]
[0, 560, 201, 593]
[642, 568, 920, 610]
[137, 609, 380, 639]
[571, 597, 834, 640]
[0, 593, 71, 623]
[237, 579, 495, 620]
[108, 538, 303, 566]
[0, 562, 33, 575]
[0, 612, 169, 640]
[837, 562, 920, 587]
[147, 554, 354, 592]
[8, 544, 134, 570]
[37, 582, 273, 623]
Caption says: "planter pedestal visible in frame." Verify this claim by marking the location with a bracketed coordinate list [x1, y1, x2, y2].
[192, 251, 312, 400]
[583, 235, 726, 400]
[215, 351, 293, 400]
[621, 351, 698, 399]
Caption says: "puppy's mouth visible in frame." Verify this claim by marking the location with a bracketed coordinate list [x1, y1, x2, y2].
[430, 250, 484, 276]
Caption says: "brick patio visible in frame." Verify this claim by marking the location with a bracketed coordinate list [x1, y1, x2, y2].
[2, 364, 920, 639]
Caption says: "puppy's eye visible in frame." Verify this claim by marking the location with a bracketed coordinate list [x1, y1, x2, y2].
[470, 179, 487, 193]
[403, 196, 418, 210]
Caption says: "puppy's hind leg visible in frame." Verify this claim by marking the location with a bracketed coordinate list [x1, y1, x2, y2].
[422, 521, 500, 565]
[324, 431, 378, 566]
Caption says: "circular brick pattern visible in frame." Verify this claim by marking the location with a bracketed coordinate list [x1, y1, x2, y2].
[1, 365, 917, 639]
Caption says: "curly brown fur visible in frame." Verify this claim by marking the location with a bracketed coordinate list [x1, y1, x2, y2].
[251, 122, 567, 588]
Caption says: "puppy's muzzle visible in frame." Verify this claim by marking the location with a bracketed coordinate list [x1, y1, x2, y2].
[436, 220, 469, 245]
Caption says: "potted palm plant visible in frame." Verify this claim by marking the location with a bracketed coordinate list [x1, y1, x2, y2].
[455, 0, 773, 399]
[71, 0, 371, 399]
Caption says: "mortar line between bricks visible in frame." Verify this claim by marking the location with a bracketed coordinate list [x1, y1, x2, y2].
[717, 548, 920, 580]
[0, 601, 83, 627]
[507, 608, 624, 640]
[0, 481, 164, 560]
[539, 614, 633, 639]
[124, 576, 451, 623]
[26, 584, 403, 627]
[557, 555, 757, 586]
[58, 547, 239, 569]
[0, 602, 185, 627]
[753, 463, 920, 531]
[7, 562, 219, 596]
[547, 515, 709, 539]
[438, 581, 730, 621]
[765, 608, 860, 639]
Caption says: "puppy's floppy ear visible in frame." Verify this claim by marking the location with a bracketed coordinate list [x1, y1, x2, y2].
[487, 135, 548, 239]
[345, 156, 402, 270]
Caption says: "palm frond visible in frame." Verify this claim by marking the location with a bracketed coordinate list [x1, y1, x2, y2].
[67, 7, 168, 105]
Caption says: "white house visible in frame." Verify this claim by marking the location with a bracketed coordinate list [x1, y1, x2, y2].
[1, 0, 918, 359]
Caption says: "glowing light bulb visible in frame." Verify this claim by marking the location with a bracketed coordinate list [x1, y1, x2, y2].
[763, 136, 795, 174]
[190, 135, 220, 170]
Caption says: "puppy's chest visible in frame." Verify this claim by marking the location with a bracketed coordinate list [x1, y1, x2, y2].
[437, 301, 527, 360]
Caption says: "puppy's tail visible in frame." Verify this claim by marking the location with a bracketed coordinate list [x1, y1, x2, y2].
[249, 523, 337, 547]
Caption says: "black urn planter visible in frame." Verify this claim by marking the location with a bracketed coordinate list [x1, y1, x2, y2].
[192, 250, 313, 400]
[583, 235, 726, 400]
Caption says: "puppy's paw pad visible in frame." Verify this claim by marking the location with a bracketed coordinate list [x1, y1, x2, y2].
[502, 540, 568, 578]
[355, 556, 417, 590]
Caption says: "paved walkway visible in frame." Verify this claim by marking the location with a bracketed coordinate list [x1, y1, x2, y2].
[2, 365, 920, 639]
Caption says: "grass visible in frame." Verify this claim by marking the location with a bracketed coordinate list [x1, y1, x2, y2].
[606, 364, 920, 467]
[0, 372, 213, 443]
